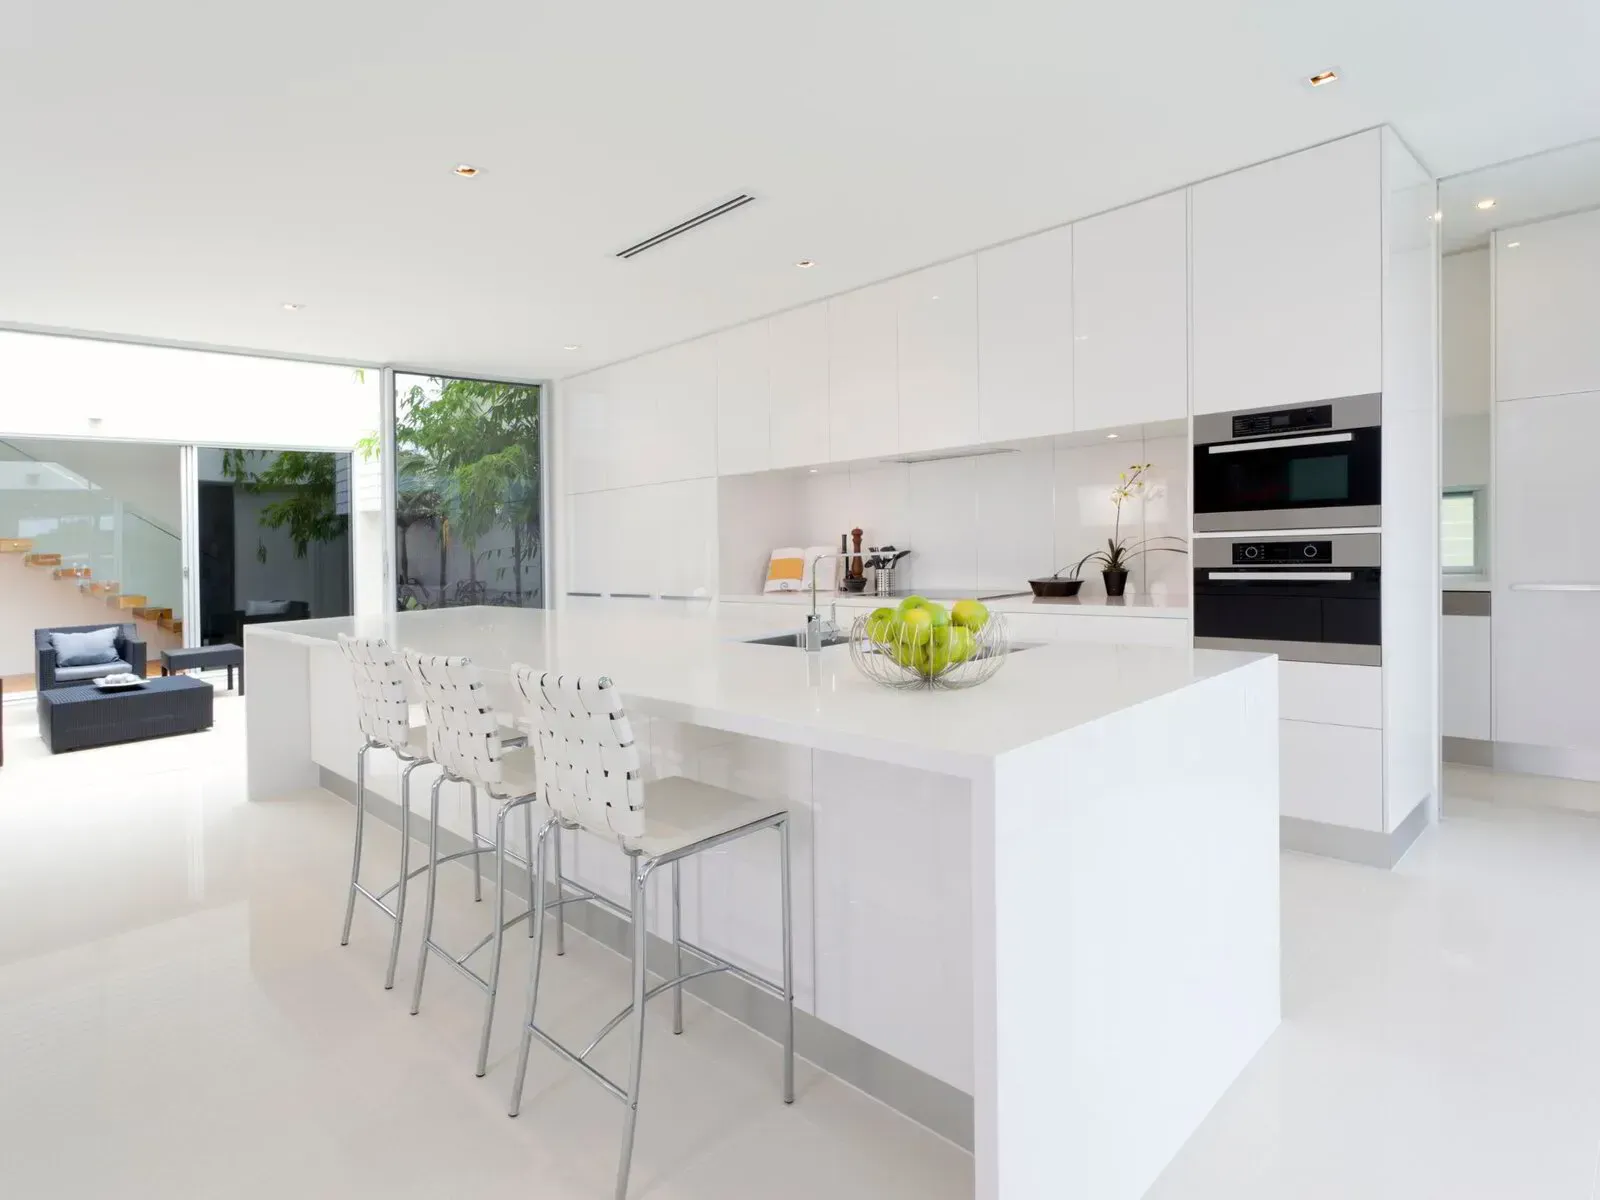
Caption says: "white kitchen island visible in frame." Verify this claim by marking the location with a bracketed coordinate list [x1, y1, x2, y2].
[246, 602, 1280, 1200]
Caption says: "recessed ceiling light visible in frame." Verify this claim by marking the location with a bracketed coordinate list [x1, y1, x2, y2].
[795, 259, 816, 268]
[563, 344, 581, 351]
[453, 164, 481, 178]
[809, 468, 818, 473]
[1106, 433, 1119, 440]
[1476, 198, 1496, 210]
[281, 302, 302, 312]
[1431, 211, 1444, 222]
[1307, 69, 1339, 87]
[1507, 241, 1521, 248]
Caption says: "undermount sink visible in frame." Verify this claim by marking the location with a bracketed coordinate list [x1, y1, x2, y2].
[744, 631, 852, 649]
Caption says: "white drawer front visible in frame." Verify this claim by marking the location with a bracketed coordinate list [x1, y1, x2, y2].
[1279, 662, 1382, 728]
[1281, 719, 1384, 831]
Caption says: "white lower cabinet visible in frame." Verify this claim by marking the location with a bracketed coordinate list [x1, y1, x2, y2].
[1442, 614, 1491, 741]
[1279, 662, 1382, 728]
[1280, 719, 1384, 831]
[811, 751, 973, 1091]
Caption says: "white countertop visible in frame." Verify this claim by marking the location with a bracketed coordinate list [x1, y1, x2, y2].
[716, 591, 1191, 619]
[250, 604, 1255, 778]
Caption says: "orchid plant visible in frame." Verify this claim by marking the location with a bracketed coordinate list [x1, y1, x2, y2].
[1052, 463, 1188, 578]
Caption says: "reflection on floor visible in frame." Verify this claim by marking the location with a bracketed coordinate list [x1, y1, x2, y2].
[2, 703, 1599, 1199]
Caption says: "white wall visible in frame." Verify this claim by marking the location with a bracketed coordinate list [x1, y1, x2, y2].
[1442, 249, 1490, 418]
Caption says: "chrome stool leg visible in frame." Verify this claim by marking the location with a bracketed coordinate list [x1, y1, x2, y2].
[554, 828, 567, 956]
[615, 857, 653, 1200]
[410, 776, 446, 1015]
[476, 799, 523, 1077]
[384, 759, 424, 990]
[671, 860, 684, 1035]
[524, 803, 537, 939]
[508, 818, 556, 1118]
[469, 785, 483, 902]
[340, 741, 370, 946]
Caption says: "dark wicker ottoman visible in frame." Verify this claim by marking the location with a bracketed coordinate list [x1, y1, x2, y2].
[37, 676, 215, 753]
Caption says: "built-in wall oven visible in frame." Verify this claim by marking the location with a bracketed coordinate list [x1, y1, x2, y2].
[1193, 393, 1381, 532]
[1193, 533, 1381, 665]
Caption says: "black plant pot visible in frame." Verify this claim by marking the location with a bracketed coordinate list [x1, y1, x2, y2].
[1102, 568, 1129, 598]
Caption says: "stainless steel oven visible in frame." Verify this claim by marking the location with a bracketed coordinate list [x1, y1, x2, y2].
[1193, 533, 1381, 665]
[1193, 393, 1381, 532]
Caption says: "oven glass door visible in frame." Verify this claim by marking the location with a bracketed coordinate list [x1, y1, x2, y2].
[1192, 568, 1382, 647]
[1194, 427, 1381, 519]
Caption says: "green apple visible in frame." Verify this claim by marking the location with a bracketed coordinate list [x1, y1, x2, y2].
[892, 639, 923, 671]
[866, 608, 898, 643]
[896, 595, 929, 617]
[944, 624, 976, 664]
[950, 599, 989, 631]
[924, 602, 951, 629]
[898, 605, 935, 646]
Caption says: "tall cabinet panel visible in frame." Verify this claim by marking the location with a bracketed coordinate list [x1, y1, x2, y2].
[1190, 131, 1383, 415]
[715, 320, 771, 476]
[768, 302, 830, 469]
[828, 281, 899, 461]
[1495, 208, 1600, 401]
[653, 337, 718, 483]
[1072, 191, 1188, 429]
[1494, 389, 1600, 754]
[897, 258, 978, 453]
[976, 225, 1073, 441]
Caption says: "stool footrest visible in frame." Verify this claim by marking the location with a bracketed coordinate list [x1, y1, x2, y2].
[524, 1021, 627, 1102]
[578, 963, 731, 1060]
[353, 883, 399, 922]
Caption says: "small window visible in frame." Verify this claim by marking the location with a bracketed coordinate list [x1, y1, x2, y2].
[1441, 488, 1483, 573]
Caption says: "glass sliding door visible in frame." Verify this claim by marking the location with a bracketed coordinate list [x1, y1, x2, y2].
[391, 374, 543, 610]
[194, 447, 354, 643]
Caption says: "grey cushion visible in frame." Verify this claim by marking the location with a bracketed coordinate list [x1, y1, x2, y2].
[55, 658, 133, 681]
[244, 600, 294, 617]
[50, 627, 121, 668]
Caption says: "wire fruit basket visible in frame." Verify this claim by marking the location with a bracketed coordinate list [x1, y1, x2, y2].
[847, 607, 1010, 691]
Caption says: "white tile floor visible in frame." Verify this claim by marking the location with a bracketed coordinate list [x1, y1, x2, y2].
[3, 700, 1600, 1198]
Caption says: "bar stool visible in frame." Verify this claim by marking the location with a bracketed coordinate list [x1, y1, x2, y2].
[403, 650, 546, 1078]
[504, 666, 795, 1200]
[337, 634, 432, 990]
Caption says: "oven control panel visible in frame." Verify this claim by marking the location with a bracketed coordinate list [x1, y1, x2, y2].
[1230, 404, 1334, 439]
[1232, 540, 1332, 565]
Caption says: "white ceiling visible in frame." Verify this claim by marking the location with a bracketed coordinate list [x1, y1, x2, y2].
[1440, 136, 1600, 253]
[5, 0, 1600, 382]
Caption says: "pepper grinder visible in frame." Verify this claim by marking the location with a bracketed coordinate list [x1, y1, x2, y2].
[850, 528, 864, 579]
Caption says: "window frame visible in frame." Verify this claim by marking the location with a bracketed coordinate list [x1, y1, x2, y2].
[1441, 485, 1486, 575]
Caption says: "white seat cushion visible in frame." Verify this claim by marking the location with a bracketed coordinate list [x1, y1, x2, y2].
[622, 776, 787, 859]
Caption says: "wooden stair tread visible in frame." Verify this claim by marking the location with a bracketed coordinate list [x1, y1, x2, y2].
[0, 538, 34, 553]
[111, 594, 147, 608]
[24, 553, 62, 566]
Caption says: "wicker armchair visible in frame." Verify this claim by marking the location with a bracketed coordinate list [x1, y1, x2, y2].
[34, 624, 147, 691]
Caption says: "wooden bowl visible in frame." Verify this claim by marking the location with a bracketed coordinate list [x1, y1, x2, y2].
[1028, 577, 1084, 598]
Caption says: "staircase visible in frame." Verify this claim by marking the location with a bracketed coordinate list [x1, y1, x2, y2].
[0, 441, 186, 675]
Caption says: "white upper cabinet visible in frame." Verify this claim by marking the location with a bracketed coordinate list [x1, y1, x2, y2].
[652, 337, 718, 483]
[828, 281, 899, 461]
[1190, 131, 1383, 415]
[607, 356, 656, 489]
[1495, 208, 1600, 401]
[1073, 191, 1188, 430]
[977, 225, 1073, 441]
[898, 258, 978, 453]
[768, 302, 830, 470]
[715, 320, 771, 476]
[561, 371, 610, 494]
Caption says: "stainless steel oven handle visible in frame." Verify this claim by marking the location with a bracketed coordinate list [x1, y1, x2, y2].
[1206, 432, 1355, 454]
[1205, 571, 1355, 582]
[1508, 583, 1600, 592]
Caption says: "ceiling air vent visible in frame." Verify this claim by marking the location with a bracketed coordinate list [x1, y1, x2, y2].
[615, 194, 755, 259]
